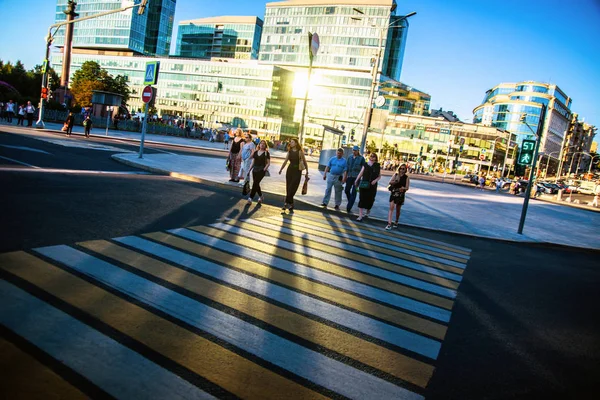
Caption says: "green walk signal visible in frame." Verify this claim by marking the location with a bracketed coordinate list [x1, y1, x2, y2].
[518, 139, 536, 165]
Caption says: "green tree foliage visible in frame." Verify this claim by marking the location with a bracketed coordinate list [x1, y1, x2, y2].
[366, 140, 377, 155]
[70, 61, 130, 107]
[0, 59, 61, 106]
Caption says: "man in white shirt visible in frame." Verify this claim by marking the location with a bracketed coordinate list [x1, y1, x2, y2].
[5, 100, 15, 123]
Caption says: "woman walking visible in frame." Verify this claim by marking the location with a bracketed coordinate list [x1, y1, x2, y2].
[247, 140, 271, 204]
[278, 138, 308, 213]
[64, 112, 75, 137]
[17, 104, 25, 126]
[386, 164, 410, 230]
[238, 132, 256, 182]
[228, 128, 244, 182]
[354, 152, 381, 221]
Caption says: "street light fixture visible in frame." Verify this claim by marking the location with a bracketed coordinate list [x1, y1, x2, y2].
[358, 9, 417, 154]
[542, 151, 560, 178]
[588, 155, 600, 175]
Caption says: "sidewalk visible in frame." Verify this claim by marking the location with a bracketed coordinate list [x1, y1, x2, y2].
[5, 120, 600, 250]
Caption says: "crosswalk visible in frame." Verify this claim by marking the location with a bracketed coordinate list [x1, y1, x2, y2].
[0, 212, 471, 399]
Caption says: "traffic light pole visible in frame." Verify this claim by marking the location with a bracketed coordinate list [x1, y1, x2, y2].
[518, 104, 546, 235]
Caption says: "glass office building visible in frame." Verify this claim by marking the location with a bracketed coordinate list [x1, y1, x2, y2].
[473, 81, 572, 155]
[175, 17, 263, 60]
[260, 0, 408, 81]
[53, 0, 176, 56]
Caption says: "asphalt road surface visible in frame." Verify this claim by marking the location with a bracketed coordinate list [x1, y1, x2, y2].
[1, 128, 598, 399]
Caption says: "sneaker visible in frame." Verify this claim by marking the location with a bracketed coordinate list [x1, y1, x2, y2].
[247, 197, 252, 204]
[258, 196, 264, 204]
[385, 224, 392, 230]
[334, 205, 340, 211]
[321, 203, 327, 208]
[393, 222, 399, 229]
[356, 216, 363, 222]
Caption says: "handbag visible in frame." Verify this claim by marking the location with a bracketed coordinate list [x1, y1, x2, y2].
[242, 180, 250, 196]
[301, 175, 309, 195]
[225, 158, 230, 171]
[359, 179, 370, 189]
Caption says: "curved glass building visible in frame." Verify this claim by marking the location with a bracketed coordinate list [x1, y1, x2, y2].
[473, 81, 572, 155]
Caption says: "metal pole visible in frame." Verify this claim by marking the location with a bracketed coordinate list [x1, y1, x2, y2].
[105, 107, 110, 136]
[518, 104, 546, 234]
[139, 102, 149, 159]
[502, 136, 510, 178]
[555, 130, 568, 183]
[298, 33, 313, 147]
[589, 156, 599, 175]
[35, 29, 53, 128]
[359, 29, 383, 154]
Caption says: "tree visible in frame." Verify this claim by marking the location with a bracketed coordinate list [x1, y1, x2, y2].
[366, 140, 377, 155]
[70, 61, 130, 106]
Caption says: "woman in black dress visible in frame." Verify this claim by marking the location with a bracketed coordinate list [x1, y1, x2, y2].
[247, 140, 270, 204]
[354, 153, 381, 221]
[278, 138, 308, 212]
[386, 163, 410, 230]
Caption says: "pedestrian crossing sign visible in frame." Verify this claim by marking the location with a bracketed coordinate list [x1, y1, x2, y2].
[144, 61, 160, 85]
[518, 139, 536, 166]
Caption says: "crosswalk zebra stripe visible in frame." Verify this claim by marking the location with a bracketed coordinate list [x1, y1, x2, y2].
[32, 245, 425, 399]
[208, 221, 461, 290]
[114, 235, 443, 358]
[299, 212, 472, 255]
[167, 227, 452, 324]
[269, 215, 468, 266]
[0, 250, 334, 399]
[0, 280, 218, 400]
[283, 214, 471, 262]
[239, 218, 465, 279]
[78, 239, 436, 388]
[191, 223, 458, 300]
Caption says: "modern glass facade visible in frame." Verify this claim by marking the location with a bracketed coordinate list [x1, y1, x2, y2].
[175, 17, 263, 60]
[51, 53, 293, 138]
[54, 0, 176, 56]
[260, 0, 407, 81]
[473, 81, 572, 155]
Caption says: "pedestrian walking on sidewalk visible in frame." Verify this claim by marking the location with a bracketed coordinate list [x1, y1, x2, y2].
[279, 138, 309, 213]
[592, 180, 600, 207]
[25, 101, 36, 126]
[5, 100, 15, 123]
[344, 145, 365, 213]
[224, 131, 230, 150]
[247, 140, 270, 204]
[354, 153, 381, 221]
[238, 132, 256, 182]
[64, 112, 75, 136]
[16, 104, 25, 126]
[228, 128, 243, 182]
[386, 164, 410, 230]
[321, 147, 347, 211]
[83, 115, 92, 137]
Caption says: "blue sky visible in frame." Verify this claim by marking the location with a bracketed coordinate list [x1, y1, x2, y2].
[2, 0, 599, 141]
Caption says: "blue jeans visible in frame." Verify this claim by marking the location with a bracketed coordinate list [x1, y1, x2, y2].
[345, 177, 358, 211]
[322, 174, 343, 206]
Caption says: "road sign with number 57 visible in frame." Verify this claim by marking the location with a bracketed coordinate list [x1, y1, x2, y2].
[518, 139, 536, 165]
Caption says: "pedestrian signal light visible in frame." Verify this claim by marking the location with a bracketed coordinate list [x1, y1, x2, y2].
[518, 139, 536, 166]
[41, 87, 49, 100]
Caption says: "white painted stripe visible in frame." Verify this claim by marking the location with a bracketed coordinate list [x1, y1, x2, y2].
[212, 221, 463, 283]
[0, 280, 217, 400]
[300, 212, 472, 253]
[0, 156, 40, 168]
[170, 227, 451, 320]
[0, 167, 151, 175]
[33, 245, 424, 400]
[268, 216, 468, 268]
[207, 223, 457, 298]
[115, 235, 445, 354]
[0, 144, 51, 154]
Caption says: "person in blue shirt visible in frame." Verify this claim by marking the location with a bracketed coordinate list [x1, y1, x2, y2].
[343, 145, 365, 214]
[321, 148, 348, 210]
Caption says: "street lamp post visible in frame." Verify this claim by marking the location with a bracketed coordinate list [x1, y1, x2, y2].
[542, 151, 560, 178]
[358, 9, 416, 154]
[568, 151, 587, 177]
[36, 0, 148, 128]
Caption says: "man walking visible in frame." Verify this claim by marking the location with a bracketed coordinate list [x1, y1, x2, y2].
[344, 145, 365, 213]
[5, 100, 15, 123]
[321, 148, 347, 211]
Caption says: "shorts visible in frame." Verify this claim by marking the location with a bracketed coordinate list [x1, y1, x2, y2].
[389, 191, 405, 205]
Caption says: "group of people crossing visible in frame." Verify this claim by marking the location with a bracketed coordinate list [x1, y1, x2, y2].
[321, 146, 410, 229]
[227, 133, 410, 230]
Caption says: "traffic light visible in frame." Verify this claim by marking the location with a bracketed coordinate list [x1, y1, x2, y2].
[518, 139, 536, 165]
[41, 87, 49, 100]
[138, 0, 148, 15]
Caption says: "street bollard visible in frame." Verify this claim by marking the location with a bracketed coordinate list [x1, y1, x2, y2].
[557, 189, 563, 201]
